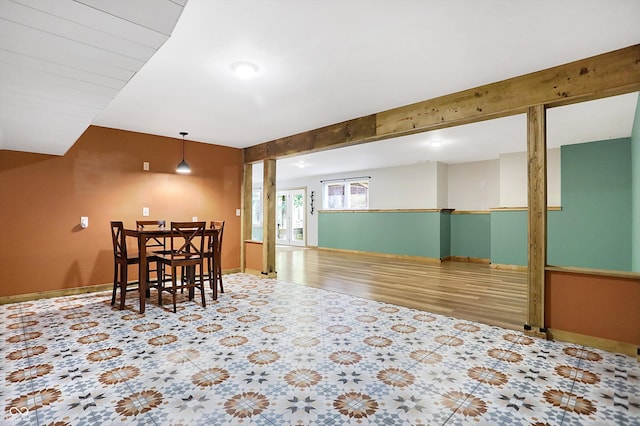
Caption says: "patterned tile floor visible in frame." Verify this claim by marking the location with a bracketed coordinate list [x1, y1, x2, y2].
[2, 273, 639, 425]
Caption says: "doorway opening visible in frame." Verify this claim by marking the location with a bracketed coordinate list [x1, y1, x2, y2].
[276, 188, 306, 246]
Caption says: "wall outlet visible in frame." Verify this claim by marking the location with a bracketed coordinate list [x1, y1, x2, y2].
[236, 209, 241, 216]
[142, 207, 149, 217]
[192, 216, 198, 222]
[80, 216, 88, 228]
[143, 161, 149, 171]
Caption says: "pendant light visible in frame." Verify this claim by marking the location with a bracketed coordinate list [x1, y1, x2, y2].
[176, 131, 191, 174]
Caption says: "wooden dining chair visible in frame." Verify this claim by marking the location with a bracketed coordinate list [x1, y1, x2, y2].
[135, 220, 169, 291]
[205, 220, 225, 299]
[136, 220, 168, 251]
[157, 221, 207, 313]
[110, 221, 140, 310]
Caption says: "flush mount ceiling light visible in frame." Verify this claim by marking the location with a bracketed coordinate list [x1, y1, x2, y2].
[231, 61, 258, 79]
[176, 131, 191, 174]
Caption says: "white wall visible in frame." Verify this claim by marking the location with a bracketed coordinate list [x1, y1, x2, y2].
[499, 149, 561, 207]
[437, 162, 448, 208]
[273, 149, 562, 247]
[447, 159, 500, 210]
[369, 162, 439, 209]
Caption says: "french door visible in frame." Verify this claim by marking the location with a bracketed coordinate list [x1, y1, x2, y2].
[276, 189, 305, 246]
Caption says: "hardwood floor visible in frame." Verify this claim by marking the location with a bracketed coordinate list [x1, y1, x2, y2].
[275, 247, 527, 331]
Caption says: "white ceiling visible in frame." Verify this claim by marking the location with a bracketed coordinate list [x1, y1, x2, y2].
[1, 0, 639, 180]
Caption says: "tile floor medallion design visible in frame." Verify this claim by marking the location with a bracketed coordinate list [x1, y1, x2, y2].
[2, 273, 639, 425]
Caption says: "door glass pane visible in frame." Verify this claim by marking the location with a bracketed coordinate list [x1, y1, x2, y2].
[276, 193, 288, 241]
[291, 192, 304, 242]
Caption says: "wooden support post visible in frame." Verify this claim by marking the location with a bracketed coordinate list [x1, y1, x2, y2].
[262, 159, 277, 277]
[526, 104, 547, 339]
[240, 163, 252, 272]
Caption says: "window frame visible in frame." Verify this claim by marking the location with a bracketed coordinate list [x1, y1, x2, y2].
[322, 178, 369, 210]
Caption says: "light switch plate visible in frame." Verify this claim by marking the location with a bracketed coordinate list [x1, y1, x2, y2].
[236, 209, 241, 216]
[80, 216, 88, 228]
[142, 207, 149, 217]
[143, 161, 149, 171]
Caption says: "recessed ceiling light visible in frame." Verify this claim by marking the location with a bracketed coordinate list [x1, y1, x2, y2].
[429, 139, 443, 147]
[231, 61, 258, 79]
[294, 160, 309, 169]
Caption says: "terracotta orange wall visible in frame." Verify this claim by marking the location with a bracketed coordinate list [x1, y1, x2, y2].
[245, 241, 263, 272]
[545, 270, 640, 345]
[0, 126, 243, 298]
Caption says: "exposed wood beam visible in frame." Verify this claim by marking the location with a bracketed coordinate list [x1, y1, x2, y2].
[244, 115, 377, 163]
[244, 44, 640, 163]
[526, 104, 547, 338]
[262, 159, 277, 277]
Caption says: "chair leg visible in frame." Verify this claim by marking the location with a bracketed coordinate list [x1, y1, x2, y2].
[217, 253, 224, 293]
[118, 264, 127, 310]
[199, 266, 206, 308]
[111, 265, 118, 305]
[171, 270, 178, 313]
[158, 265, 164, 307]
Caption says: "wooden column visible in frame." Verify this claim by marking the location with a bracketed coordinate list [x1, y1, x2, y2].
[262, 159, 277, 277]
[526, 104, 547, 338]
[240, 163, 253, 272]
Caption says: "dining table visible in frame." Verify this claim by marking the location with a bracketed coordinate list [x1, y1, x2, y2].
[124, 226, 218, 313]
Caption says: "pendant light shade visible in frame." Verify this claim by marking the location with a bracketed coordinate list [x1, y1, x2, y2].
[176, 131, 191, 174]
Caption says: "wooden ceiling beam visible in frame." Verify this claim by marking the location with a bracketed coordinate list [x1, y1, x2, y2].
[243, 44, 640, 164]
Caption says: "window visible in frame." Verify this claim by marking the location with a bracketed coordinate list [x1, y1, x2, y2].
[322, 179, 369, 210]
[251, 188, 263, 241]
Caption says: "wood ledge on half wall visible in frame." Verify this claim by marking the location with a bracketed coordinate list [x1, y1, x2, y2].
[546, 265, 640, 280]
[318, 208, 454, 213]
[318, 207, 562, 214]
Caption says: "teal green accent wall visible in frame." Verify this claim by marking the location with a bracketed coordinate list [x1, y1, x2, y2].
[251, 227, 263, 242]
[547, 138, 631, 271]
[318, 211, 442, 258]
[632, 94, 640, 272]
[440, 211, 451, 258]
[450, 213, 491, 259]
[491, 211, 528, 266]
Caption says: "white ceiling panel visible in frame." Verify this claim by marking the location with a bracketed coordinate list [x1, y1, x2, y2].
[0, 0, 159, 60]
[0, 34, 136, 81]
[0, 20, 147, 73]
[12, 0, 175, 48]
[0, 49, 128, 90]
[75, 0, 185, 37]
[0, 0, 185, 154]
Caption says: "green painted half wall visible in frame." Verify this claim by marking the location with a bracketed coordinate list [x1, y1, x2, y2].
[318, 211, 442, 258]
[451, 213, 491, 259]
[491, 211, 528, 266]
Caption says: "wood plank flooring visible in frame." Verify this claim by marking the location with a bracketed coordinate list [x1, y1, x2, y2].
[275, 247, 527, 331]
